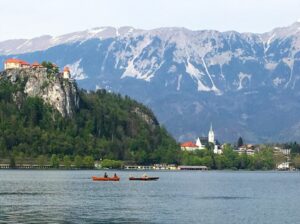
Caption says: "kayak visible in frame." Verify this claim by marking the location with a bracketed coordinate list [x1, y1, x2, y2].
[92, 176, 120, 181]
[129, 177, 159, 181]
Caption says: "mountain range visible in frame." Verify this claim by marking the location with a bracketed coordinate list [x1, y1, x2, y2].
[1, 22, 300, 143]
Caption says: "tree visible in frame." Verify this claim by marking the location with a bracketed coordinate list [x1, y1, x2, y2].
[74, 155, 83, 168]
[292, 155, 300, 169]
[41, 61, 59, 74]
[9, 156, 16, 168]
[83, 156, 95, 169]
[290, 142, 300, 155]
[16, 152, 25, 166]
[63, 155, 72, 169]
[50, 154, 60, 168]
[237, 137, 244, 148]
[36, 155, 48, 167]
[251, 148, 275, 170]
[273, 152, 286, 166]
[222, 144, 239, 169]
[238, 153, 251, 169]
[101, 159, 123, 169]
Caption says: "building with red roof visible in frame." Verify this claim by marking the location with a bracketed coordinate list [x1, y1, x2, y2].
[31, 61, 43, 68]
[180, 141, 199, 151]
[63, 66, 71, 79]
[4, 58, 30, 70]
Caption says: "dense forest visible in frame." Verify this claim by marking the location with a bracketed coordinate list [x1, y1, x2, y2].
[0, 78, 180, 166]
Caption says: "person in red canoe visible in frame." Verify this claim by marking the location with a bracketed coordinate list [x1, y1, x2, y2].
[104, 172, 108, 178]
[114, 173, 118, 178]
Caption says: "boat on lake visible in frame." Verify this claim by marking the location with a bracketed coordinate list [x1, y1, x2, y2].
[129, 174, 159, 181]
[92, 176, 120, 181]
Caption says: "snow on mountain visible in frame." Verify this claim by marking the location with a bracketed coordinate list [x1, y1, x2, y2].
[1, 22, 300, 143]
[0, 26, 139, 55]
[65, 59, 88, 80]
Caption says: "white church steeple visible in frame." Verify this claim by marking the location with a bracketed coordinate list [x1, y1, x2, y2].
[208, 123, 215, 144]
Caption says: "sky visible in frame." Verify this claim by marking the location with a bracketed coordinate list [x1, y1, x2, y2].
[0, 0, 300, 41]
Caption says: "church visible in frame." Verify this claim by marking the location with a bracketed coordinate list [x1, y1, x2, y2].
[181, 124, 222, 154]
[195, 124, 215, 150]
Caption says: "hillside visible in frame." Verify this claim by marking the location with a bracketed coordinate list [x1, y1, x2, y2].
[0, 67, 179, 165]
[1, 22, 300, 143]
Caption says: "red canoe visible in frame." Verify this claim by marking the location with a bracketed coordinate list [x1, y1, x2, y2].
[129, 177, 159, 181]
[92, 176, 120, 181]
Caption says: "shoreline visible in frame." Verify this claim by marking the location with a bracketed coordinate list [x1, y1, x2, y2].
[0, 168, 296, 172]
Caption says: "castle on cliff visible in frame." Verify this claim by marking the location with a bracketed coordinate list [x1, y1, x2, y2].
[4, 58, 71, 79]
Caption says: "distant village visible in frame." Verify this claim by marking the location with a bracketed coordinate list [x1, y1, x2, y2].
[180, 123, 291, 170]
[3, 58, 71, 79]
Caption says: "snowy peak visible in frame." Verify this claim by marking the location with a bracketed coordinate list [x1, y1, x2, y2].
[0, 26, 139, 55]
[0, 21, 298, 56]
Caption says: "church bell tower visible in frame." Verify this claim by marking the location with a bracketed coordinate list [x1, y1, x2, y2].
[208, 123, 215, 144]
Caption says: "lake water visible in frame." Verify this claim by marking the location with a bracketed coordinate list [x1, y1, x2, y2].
[0, 170, 299, 224]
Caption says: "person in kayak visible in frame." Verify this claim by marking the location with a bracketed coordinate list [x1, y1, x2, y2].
[104, 172, 108, 178]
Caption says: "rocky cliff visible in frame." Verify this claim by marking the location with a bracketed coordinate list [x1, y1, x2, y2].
[0, 68, 79, 117]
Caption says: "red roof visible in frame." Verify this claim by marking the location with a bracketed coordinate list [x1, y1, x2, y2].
[31, 62, 40, 67]
[181, 141, 198, 147]
[5, 58, 29, 65]
[63, 66, 70, 72]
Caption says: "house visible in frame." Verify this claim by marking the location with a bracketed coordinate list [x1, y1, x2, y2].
[31, 62, 43, 68]
[4, 58, 30, 70]
[214, 145, 223, 154]
[274, 147, 290, 156]
[180, 141, 199, 151]
[277, 162, 290, 170]
[63, 67, 71, 79]
[236, 144, 256, 155]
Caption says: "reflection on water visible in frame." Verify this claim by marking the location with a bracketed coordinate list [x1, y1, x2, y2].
[0, 170, 300, 224]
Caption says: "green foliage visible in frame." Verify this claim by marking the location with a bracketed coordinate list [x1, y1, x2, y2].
[83, 156, 94, 169]
[74, 155, 83, 168]
[9, 156, 16, 168]
[250, 148, 275, 170]
[63, 155, 72, 168]
[36, 155, 48, 167]
[50, 154, 60, 168]
[292, 155, 300, 169]
[222, 145, 239, 168]
[0, 80, 180, 165]
[41, 61, 59, 74]
[101, 159, 123, 169]
[286, 142, 300, 155]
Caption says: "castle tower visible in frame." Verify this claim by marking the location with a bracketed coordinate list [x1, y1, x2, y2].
[208, 123, 215, 144]
[63, 67, 71, 79]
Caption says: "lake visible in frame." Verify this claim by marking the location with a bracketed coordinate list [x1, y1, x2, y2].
[0, 170, 299, 224]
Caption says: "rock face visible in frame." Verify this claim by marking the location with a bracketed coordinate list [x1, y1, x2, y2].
[1, 22, 300, 142]
[0, 68, 79, 117]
